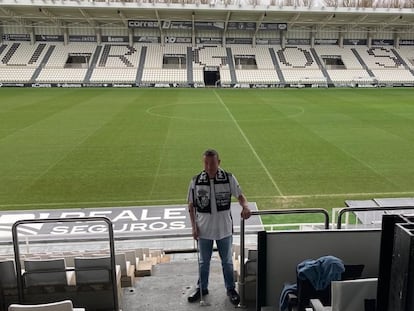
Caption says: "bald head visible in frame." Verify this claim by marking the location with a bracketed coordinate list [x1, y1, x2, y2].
[203, 149, 220, 178]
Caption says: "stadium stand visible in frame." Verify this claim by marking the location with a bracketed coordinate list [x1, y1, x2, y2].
[1, 2, 414, 311]
[0, 40, 413, 87]
[277, 47, 317, 69]
[1, 43, 44, 67]
[352, 46, 414, 84]
[232, 46, 280, 84]
[89, 67, 138, 83]
[197, 46, 228, 67]
[141, 44, 188, 84]
[0, 67, 36, 83]
[88, 44, 141, 83]
[398, 46, 414, 70]
[0, 0, 412, 88]
[312, 46, 373, 86]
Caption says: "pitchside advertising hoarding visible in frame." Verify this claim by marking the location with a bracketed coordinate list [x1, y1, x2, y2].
[0, 203, 261, 241]
[343, 39, 368, 45]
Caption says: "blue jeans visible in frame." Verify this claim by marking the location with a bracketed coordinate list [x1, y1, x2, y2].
[197, 235, 234, 291]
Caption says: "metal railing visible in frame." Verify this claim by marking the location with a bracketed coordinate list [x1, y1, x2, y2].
[12, 216, 119, 311]
[237, 208, 330, 308]
[336, 206, 414, 229]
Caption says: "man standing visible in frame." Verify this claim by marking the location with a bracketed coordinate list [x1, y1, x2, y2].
[187, 149, 251, 305]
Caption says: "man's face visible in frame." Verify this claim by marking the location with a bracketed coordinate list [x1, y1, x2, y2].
[203, 155, 220, 178]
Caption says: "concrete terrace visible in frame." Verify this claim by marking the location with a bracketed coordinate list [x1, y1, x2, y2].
[122, 252, 256, 311]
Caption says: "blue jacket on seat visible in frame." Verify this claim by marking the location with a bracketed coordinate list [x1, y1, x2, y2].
[297, 255, 345, 290]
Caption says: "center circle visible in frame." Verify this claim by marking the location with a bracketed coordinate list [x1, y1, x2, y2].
[145, 102, 304, 121]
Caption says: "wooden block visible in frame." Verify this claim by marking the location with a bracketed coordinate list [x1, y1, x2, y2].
[135, 248, 150, 261]
[160, 255, 171, 263]
[233, 259, 240, 281]
[150, 249, 162, 257]
[120, 265, 136, 287]
[149, 250, 164, 264]
[149, 257, 158, 266]
[136, 260, 153, 277]
[121, 276, 133, 287]
[233, 244, 241, 259]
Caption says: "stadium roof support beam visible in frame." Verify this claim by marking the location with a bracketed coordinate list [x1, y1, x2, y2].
[155, 9, 164, 46]
[117, 9, 128, 27]
[0, 7, 26, 28]
[79, 8, 96, 28]
[223, 11, 231, 45]
[374, 15, 401, 31]
[289, 13, 301, 26]
[253, 11, 266, 41]
[192, 11, 195, 46]
[407, 24, 414, 33]
[349, 14, 368, 29]
[38, 7, 62, 28]
[319, 13, 336, 27]
[384, 14, 404, 25]
[223, 11, 231, 32]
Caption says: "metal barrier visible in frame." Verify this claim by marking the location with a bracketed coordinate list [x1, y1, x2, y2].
[237, 208, 330, 308]
[12, 217, 119, 311]
[336, 206, 414, 229]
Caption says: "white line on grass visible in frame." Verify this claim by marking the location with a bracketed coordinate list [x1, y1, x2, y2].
[148, 125, 171, 199]
[213, 90, 284, 197]
[2, 190, 414, 208]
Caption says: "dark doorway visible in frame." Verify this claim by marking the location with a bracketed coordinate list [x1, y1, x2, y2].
[204, 70, 220, 86]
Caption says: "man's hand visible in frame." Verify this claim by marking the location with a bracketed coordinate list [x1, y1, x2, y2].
[238, 194, 251, 220]
[192, 226, 199, 240]
[188, 202, 199, 240]
[241, 206, 251, 220]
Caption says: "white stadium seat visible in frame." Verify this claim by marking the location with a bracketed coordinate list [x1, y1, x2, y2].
[8, 300, 85, 311]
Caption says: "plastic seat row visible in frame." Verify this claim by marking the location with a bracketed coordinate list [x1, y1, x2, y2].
[0, 257, 122, 311]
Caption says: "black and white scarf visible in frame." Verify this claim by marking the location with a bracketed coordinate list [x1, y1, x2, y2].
[193, 168, 232, 213]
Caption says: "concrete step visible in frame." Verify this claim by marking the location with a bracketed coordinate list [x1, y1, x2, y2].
[122, 256, 256, 311]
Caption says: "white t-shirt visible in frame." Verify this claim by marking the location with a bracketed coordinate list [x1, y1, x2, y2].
[187, 172, 243, 240]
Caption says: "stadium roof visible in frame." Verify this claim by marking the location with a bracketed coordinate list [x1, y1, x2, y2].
[0, 0, 413, 33]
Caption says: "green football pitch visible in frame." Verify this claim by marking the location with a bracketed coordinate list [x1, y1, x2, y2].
[1, 87, 414, 223]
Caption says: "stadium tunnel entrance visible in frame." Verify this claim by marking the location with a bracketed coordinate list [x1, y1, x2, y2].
[203, 67, 220, 86]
